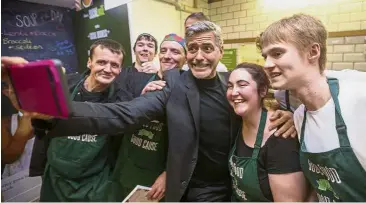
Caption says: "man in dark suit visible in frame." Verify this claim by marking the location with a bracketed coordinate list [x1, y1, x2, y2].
[10, 21, 295, 202]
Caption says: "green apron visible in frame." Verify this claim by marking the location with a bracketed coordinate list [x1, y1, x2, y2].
[299, 78, 366, 202]
[229, 109, 271, 202]
[107, 120, 168, 201]
[40, 75, 114, 202]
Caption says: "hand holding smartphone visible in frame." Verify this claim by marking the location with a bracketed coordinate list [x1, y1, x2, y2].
[5, 59, 72, 118]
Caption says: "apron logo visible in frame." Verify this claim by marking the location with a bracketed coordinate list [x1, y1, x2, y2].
[229, 157, 247, 201]
[232, 178, 247, 200]
[130, 134, 143, 147]
[138, 129, 154, 139]
[130, 134, 158, 151]
[67, 134, 97, 142]
[317, 179, 339, 199]
[229, 157, 243, 179]
[142, 121, 164, 132]
[317, 193, 337, 202]
[308, 160, 341, 183]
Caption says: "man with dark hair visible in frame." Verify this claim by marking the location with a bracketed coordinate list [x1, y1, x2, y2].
[182, 13, 228, 72]
[28, 39, 133, 202]
[131, 33, 158, 72]
[118, 33, 160, 97]
[89, 39, 126, 65]
[184, 12, 210, 30]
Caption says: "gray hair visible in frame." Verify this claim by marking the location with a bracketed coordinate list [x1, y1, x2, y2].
[185, 21, 223, 48]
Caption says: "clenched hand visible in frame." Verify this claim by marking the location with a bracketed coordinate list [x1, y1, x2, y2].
[147, 171, 166, 201]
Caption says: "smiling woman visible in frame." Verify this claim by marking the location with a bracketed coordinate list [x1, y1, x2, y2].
[226, 62, 310, 202]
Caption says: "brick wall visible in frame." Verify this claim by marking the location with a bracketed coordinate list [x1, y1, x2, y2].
[211, 0, 366, 71]
[210, 0, 366, 39]
[197, 0, 210, 16]
[327, 36, 366, 71]
[180, 0, 209, 16]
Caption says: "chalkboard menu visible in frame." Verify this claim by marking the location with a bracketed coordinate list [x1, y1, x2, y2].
[1, 0, 78, 73]
[73, 0, 132, 72]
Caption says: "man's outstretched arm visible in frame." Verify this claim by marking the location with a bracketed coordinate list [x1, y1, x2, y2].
[45, 69, 181, 137]
[36, 87, 170, 137]
[1, 58, 179, 137]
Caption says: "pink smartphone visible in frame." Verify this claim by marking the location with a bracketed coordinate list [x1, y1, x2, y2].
[7, 59, 72, 118]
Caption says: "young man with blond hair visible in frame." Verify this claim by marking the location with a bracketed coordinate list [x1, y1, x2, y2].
[258, 13, 366, 201]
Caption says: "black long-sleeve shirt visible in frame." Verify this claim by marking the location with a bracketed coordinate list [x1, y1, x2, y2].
[192, 76, 231, 183]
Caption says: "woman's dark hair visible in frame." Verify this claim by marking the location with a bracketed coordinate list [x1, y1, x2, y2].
[231, 62, 270, 101]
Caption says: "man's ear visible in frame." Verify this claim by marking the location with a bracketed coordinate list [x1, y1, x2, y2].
[219, 45, 224, 59]
[117, 58, 123, 74]
[87, 57, 92, 69]
[308, 43, 321, 65]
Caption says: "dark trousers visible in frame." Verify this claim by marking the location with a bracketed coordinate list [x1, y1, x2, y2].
[181, 179, 231, 202]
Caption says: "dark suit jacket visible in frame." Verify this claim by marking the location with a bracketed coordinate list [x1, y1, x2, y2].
[39, 69, 241, 201]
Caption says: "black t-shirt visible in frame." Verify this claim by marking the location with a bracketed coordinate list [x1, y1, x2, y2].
[191, 76, 232, 184]
[117, 63, 156, 98]
[74, 84, 108, 102]
[235, 133, 301, 201]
